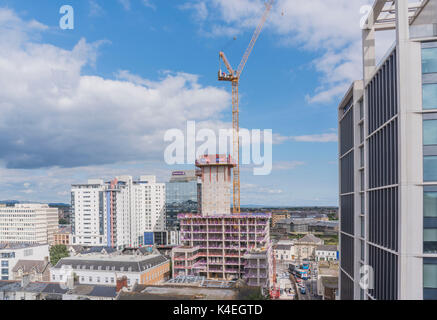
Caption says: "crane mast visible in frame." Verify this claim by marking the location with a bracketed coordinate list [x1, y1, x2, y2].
[218, 0, 273, 214]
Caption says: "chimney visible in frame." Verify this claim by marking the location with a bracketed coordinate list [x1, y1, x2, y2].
[116, 276, 128, 293]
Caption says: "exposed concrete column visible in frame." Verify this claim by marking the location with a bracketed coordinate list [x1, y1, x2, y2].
[362, 11, 376, 84]
[396, 0, 423, 300]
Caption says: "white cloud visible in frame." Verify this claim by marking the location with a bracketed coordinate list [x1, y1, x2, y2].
[273, 132, 337, 143]
[118, 0, 156, 11]
[89, 0, 104, 17]
[0, 8, 230, 170]
[273, 161, 305, 171]
[118, 0, 131, 10]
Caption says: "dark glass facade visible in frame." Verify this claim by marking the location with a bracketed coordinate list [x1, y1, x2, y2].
[165, 179, 199, 230]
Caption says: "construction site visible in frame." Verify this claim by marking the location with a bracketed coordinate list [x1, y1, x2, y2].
[171, 0, 276, 295]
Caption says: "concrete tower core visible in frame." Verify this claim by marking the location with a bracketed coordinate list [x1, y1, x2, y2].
[196, 154, 235, 216]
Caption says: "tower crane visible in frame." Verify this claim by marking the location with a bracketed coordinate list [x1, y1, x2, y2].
[218, 0, 274, 214]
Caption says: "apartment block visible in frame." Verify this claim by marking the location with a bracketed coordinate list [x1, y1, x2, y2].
[0, 204, 58, 245]
[338, 0, 437, 300]
[71, 176, 165, 249]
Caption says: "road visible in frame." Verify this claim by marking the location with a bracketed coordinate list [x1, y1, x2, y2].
[276, 260, 321, 300]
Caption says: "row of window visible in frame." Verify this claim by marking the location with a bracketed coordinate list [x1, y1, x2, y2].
[422, 43, 437, 301]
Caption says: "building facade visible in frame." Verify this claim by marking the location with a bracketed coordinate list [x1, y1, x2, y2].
[50, 253, 170, 288]
[71, 176, 165, 249]
[165, 170, 200, 231]
[0, 204, 58, 245]
[171, 155, 272, 284]
[53, 225, 72, 246]
[338, 0, 437, 300]
[315, 245, 338, 262]
[0, 244, 49, 281]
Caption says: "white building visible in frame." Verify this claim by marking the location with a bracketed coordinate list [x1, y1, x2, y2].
[50, 253, 169, 288]
[0, 243, 49, 281]
[71, 176, 165, 249]
[274, 244, 295, 262]
[0, 204, 58, 245]
[71, 180, 106, 246]
[338, 0, 437, 300]
[315, 245, 338, 262]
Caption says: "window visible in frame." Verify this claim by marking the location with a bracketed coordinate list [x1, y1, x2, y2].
[424, 259, 437, 300]
[423, 84, 437, 110]
[424, 120, 437, 145]
[422, 47, 437, 74]
[424, 190, 437, 254]
[1, 261, 8, 267]
[424, 156, 437, 182]
[425, 191, 437, 218]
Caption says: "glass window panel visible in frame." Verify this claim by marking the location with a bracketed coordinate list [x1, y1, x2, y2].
[424, 229, 437, 242]
[424, 120, 437, 145]
[424, 192, 437, 218]
[424, 264, 437, 288]
[424, 156, 437, 182]
[423, 48, 437, 74]
[423, 84, 437, 110]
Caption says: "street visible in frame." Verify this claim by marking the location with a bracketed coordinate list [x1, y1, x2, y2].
[276, 260, 321, 300]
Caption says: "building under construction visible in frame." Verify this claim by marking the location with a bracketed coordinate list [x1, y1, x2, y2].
[171, 155, 272, 287]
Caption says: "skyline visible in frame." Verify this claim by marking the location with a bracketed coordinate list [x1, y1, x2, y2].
[0, 0, 393, 206]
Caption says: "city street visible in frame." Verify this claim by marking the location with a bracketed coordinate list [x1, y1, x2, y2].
[276, 260, 322, 300]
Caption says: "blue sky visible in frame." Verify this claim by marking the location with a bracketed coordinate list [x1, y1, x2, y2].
[0, 0, 386, 206]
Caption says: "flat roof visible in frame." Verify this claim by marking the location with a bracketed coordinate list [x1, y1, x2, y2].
[118, 285, 238, 300]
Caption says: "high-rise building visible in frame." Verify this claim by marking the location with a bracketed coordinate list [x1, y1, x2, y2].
[338, 0, 437, 300]
[71, 176, 165, 249]
[0, 204, 58, 245]
[165, 170, 200, 231]
[171, 155, 272, 285]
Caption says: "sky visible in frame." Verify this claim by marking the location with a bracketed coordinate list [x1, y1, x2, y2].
[0, 0, 395, 206]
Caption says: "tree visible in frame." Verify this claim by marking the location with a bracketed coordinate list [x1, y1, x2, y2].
[50, 244, 69, 266]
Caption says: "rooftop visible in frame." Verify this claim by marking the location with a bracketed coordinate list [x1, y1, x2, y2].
[53, 254, 168, 272]
[118, 284, 238, 300]
[366, 0, 429, 31]
[316, 245, 338, 252]
[0, 243, 48, 250]
[12, 260, 50, 274]
[297, 234, 323, 244]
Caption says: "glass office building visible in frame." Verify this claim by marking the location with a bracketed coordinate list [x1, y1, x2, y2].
[338, 0, 437, 300]
[165, 171, 200, 231]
